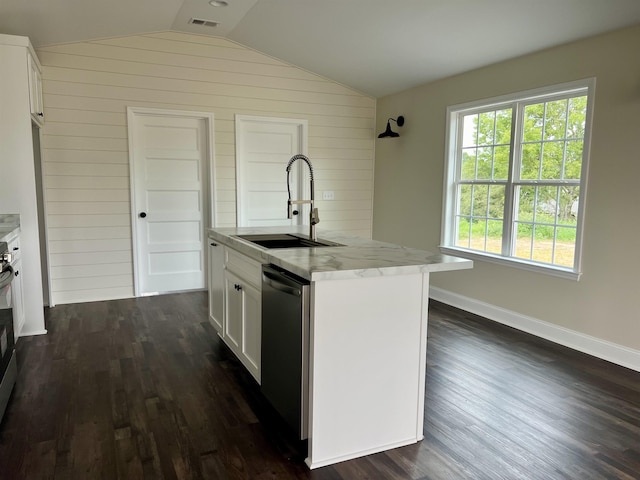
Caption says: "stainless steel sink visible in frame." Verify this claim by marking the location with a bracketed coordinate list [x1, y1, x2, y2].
[235, 234, 343, 249]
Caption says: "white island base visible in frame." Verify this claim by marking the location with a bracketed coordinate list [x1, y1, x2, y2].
[307, 272, 430, 468]
[207, 226, 472, 468]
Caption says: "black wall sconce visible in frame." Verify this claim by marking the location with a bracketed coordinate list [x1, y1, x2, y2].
[378, 116, 405, 138]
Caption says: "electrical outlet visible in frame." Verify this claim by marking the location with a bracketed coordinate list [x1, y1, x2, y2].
[322, 191, 335, 201]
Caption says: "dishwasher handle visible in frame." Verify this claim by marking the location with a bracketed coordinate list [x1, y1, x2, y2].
[263, 270, 303, 297]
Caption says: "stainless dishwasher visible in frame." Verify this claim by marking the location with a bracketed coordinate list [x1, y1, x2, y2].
[261, 264, 310, 440]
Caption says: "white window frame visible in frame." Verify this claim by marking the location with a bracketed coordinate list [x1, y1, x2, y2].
[440, 79, 596, 281]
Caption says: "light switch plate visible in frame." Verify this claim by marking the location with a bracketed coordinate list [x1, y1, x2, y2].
[322, 191, 335, 200]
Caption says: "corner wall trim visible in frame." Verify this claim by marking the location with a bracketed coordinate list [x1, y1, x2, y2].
[429, 286, 640, 373]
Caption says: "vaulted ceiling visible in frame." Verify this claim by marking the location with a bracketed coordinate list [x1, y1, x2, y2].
[2, 0, 640, 97]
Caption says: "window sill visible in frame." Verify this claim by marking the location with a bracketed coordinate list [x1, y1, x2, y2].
[439, 246, 582, 281]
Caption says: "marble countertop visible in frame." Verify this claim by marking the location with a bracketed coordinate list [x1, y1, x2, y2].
[0, 214, 20, 243]
[208, 226, 472, 281]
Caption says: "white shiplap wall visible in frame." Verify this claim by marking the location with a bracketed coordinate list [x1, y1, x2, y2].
[37, 31, 376, 305]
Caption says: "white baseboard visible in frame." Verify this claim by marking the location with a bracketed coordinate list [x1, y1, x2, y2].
[429, 286, 640, 373]
[17, 329, 47, 338]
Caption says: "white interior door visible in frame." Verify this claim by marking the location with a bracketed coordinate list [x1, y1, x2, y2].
[129, 108, 213, 295]
[236, 116, 308, 226]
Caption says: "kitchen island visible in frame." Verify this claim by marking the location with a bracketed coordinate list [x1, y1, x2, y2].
[207, 226, 472, 469]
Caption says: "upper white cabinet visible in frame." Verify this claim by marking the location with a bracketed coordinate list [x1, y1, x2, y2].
[27, 51, 44, 125]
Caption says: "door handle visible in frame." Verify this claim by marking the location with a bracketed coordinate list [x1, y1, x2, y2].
[139, 212, 147, 218]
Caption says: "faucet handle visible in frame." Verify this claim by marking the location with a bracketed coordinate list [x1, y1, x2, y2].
[311, 208, 320, 225]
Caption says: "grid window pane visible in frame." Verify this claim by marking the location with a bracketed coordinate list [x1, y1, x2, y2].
[567, 97, 587, 138]
[544, 99, 568, 140]
[476, 147, 493, 179]
[535, 186, 559, 220]
[470, 219, 487, 250]
[532, 226, 554, 264]
[472, 185, 489, 217]
[559, 186, 579, 224]
[478, 111, 495, 145]
[459, 185, 472, 216]
[521, 144, 541, 179]
[513, 185, 578, 267]
[495, 109, 512, 144]
[488, 185, 505, 219]
[564, 140, 583, 179]
[541, 141, 563, 180]
[456, 183, 505, 255]
[462, 114, 478, 147]
[456, 216, 471, 248]
[514, 221, 533, 260]
[517, 186, 535, 222]
[553, 227, 576, 267]
[461, 148, 476, 180]
[493, 146, 510, 180]
[486, 220, 503, 254]
[523, 104, 544, 142]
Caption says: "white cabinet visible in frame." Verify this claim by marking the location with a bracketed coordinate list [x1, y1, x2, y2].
[27, 51, 44, 125]
[7, 236, 25, 338]
[215, 245, 262, 383]
[208, 241, 224, 333]
[207, 237, 262, 382]
[224, 269, 261, 381]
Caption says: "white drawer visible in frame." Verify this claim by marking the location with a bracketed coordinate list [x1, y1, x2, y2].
[225, 248, 262, 288]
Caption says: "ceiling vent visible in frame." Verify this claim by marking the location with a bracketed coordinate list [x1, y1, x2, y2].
[188, 18, 219, 28]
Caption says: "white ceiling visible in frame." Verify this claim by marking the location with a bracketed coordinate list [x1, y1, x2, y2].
[2, 0, 640, 98]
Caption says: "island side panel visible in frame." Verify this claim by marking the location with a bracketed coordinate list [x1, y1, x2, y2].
[307, 273, 428, 468]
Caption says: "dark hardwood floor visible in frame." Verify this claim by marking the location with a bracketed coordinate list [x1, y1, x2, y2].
[0, 292, 638, 479]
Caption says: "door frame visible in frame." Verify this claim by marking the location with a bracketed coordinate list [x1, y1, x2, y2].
[234, 115, 308, 227]
[127, 107, 216, 297]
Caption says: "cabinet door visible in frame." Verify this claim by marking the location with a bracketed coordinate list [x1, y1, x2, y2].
[223, 270, 242, 354]
[11, 258, 25, 338]
[27, 53, 44, 124]
[241, 281, 261, 382]
[223, 267, 261, 383]
[208, 242, 224, 333]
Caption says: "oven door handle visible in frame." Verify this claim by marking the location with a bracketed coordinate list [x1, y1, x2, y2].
[0, 266, 14, 289]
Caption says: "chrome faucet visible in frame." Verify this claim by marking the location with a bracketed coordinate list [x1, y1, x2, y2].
[286, 154, 320, 241]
